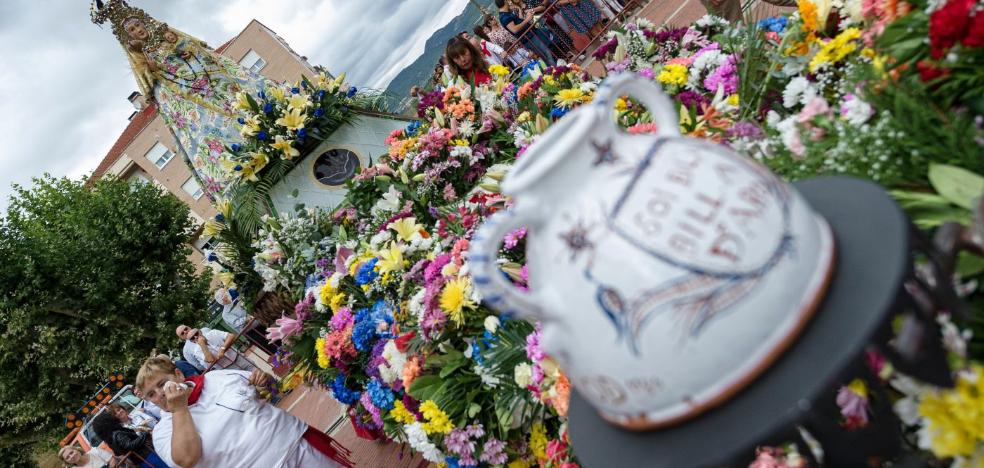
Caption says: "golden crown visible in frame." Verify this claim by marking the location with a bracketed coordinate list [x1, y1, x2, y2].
[90, 0, 167, 51]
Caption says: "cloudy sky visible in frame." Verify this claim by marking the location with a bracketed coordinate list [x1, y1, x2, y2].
[0, 0, 468, 212]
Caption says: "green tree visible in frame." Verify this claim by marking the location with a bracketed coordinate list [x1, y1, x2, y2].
[0, 175, 211, 464]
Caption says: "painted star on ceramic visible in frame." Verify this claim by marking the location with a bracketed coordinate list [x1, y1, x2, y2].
[559, 219, 597, 262]
[591, 139, 618, 166]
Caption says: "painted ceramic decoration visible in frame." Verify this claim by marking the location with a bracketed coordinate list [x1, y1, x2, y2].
[468, 74, 836, 429]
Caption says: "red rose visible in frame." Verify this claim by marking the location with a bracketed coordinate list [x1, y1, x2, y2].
[929, 0, 974, 58]
[964, 10, 984, 47]
[394, 331, 416, 352]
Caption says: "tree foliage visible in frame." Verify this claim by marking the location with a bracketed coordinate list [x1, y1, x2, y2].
[0, 176, 211, 463]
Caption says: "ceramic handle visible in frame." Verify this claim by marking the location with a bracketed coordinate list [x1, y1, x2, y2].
[468, 208, 549, 322]
[596, 73, 681, 138]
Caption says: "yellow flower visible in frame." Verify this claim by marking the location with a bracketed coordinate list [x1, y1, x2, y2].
[798, 0, 819, 40]
[529, 422, 548, 460]
[657, 64, 688, 87]
[320, 281, 338, 306]
[555, 89, 585, 109]
[276, 108, 307, 131]
[917, 365, 984, 458]
[271, 135, 300, 160]
[420, 400, 454, 434]
[390, 217, 422, 242]
[847, 378, 868, 398]
[215, 198, 232, 218]
[250, 153, 269, 173]
[390, 400, 417, 424]
[233, 92, 252, 111]
[809, 28, 861, 72]
[376, 243, 405, 275]
[267, 85, 286, 102]
[489, 64, 510, 77]
[516, 111, 531, 123]
[287, 93, 310, 111]
[615, 97, 628, 111]
[440, 277, 474, 325]
[543, 75, 556, 86]
[239, 115, 261, 137]
[329, 292, 346, 313]
[726, 94, 740, 107]
[315, 337, 329, 369]
[507, 461, 531, 468]
[216, 271, 236, 287]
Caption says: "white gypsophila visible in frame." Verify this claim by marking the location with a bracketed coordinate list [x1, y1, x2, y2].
[579, 81, 598, 93]
[371, 185, 401, 216]
[475, 364, 502, 388]
[404, 423, 444, 463]
[840, 96, 874, 126]
[766, 109, 782, 128]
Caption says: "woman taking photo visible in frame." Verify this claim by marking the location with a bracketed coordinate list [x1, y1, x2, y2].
[496, 0, 557, 66]
[445, 36, 493, 85]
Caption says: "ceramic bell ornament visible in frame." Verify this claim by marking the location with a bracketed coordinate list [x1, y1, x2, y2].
[469, 74, 837, 430]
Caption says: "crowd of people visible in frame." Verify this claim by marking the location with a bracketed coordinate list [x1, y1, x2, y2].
[425, 0, 630, 92]
[55, 293, 351, 468]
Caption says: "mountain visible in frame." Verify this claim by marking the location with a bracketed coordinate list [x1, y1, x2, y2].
[383, 1, 492, 110]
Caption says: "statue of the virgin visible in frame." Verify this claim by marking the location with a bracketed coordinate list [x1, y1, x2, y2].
[91, 0, 267, 199]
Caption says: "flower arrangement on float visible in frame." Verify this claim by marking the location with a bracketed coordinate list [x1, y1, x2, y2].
[202, 0, 984, 464]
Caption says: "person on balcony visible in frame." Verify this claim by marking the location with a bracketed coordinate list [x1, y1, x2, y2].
[58, 445, 114, 468]
[497, 0, 558, 66]
[554, 0, 606, 37]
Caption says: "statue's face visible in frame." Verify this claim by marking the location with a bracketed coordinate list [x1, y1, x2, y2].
[124, 17, 149, 41]
[163, 29, 177, 43]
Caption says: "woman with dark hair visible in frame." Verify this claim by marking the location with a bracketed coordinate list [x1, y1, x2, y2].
[496, 0, 557, 66]
[91, 412, 167, 468]
[445, 36, 493, 85]
[470, 26, 507, 67]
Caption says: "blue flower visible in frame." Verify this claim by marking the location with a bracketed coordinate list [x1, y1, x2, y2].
[347, 86, 357, 98]
[230, 143, 241, 152]
[234, 164, 243, 171]
[331, 374, 361, 405]
[352, 317, 377, 352]
[214, 213, 224, 222]
[550, 107, 568, 119]
[471, 341, 486, 366]
[257, 131, 267, 141]
[406, 120, 422, 135]
[297, 128, 307, 138]
[207, 252, 218, 262]
[258, 90, 266, 100]
[291, 87, 301, 94]
[301, 81, 309, 89]
[355, 258, 379, 285]
[317, 90, 326, 99]
[370, 300, 394, 326]
[366, 379, 395, 410]
[263, 102, 274, 113]
[445, 457, 461, 468]
[237, 117, 246, 125]
[313, 108, 324, 118]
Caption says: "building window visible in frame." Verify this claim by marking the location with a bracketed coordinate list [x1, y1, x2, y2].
[313, 149, 361, 186]
[239, 50, 267, 74]
[144, 142, 174, 169]
[128, 171, 150, 186]
[181, 176, 204, 200]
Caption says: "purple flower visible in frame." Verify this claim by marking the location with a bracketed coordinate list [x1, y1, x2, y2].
[480, 438, 508, 465]
[331, 307, 354, 330]
[503, 227, 527, 249]
[727, 122, 764, 139]
[703, 56, 738, 95]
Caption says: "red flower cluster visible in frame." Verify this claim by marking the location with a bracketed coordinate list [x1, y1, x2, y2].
[928, 0, 982, 58]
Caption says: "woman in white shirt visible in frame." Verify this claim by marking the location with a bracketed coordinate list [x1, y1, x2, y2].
[135, 357, 352, 468]
[58, 445, 114, 468]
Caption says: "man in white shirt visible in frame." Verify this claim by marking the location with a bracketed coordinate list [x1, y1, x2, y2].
[135, 357, 351, 467]
[175, 325, 253, 372]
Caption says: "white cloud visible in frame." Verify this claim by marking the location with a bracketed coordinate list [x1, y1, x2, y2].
[0, 0, 464, 213]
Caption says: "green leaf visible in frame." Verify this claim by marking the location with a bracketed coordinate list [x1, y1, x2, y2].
[467, 403, 482, 418]
[408, 375, 442, 401]
[929, 164, 984, 210]
[956, 252, 984, 277]
[439, 358, 468, 378]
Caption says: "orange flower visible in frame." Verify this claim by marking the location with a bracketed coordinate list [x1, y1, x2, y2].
[402, 356, 422, 389]
[518, 82, 535, 99]
[550, 374, 571, 417]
